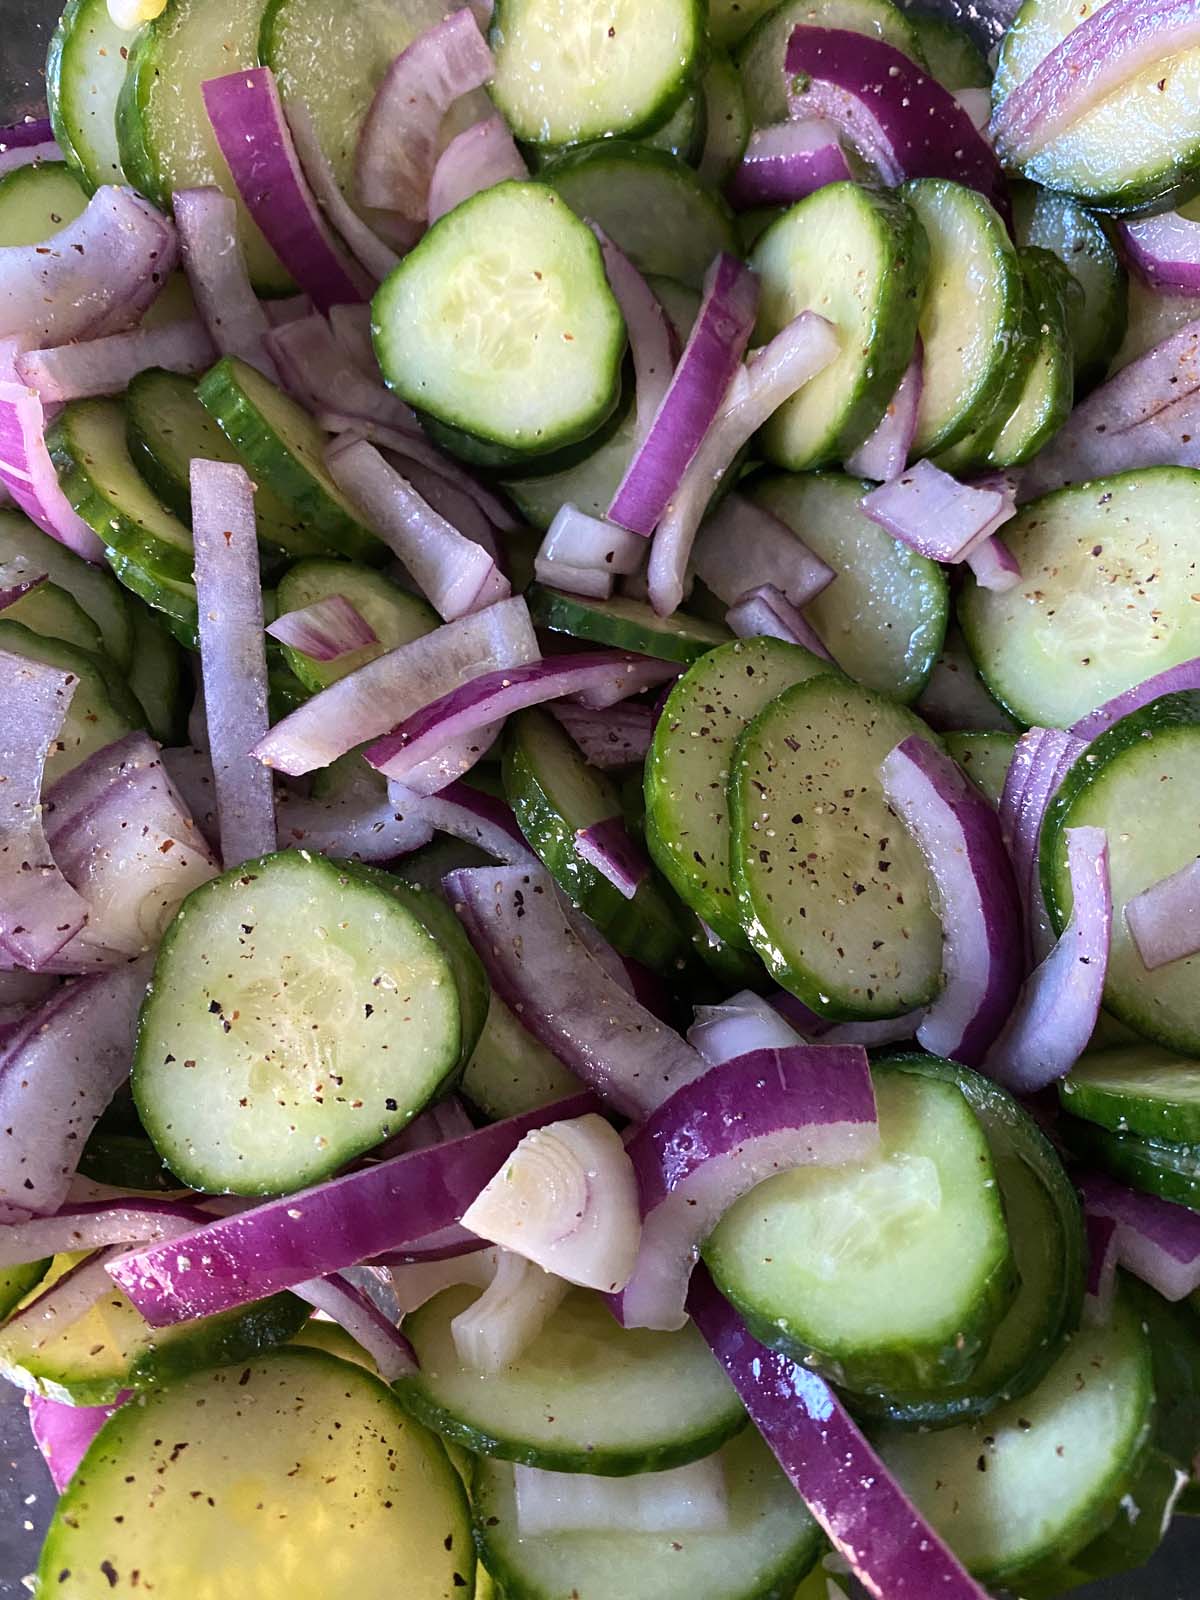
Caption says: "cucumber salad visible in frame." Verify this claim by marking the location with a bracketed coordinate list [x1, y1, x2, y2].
[1, 0, 1200, 1593]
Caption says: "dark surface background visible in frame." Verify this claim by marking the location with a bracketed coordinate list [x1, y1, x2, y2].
[0, 0, 1197, 1594]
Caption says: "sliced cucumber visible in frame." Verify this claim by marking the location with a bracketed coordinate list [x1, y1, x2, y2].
[373, 182, 625, 464]
[104, 544, 199, 650]
[38, 1348, 474, 1600]
[503, 406, 638, 531]
[1066, 1120, 1200, 1208]
[943, 731, 1018, 808]
[905, 10, 990, 89]
[473, 1426, 821, 1600]
[744, 472, 948, 702]
[751, 182, 927, 470]
[960, 469, 1200, 729]
[903, 178, 1025, 456]
[1060, 1045, 1200, 1144]
[645, 636, 829, 946]
[77, 1130, 178, 1191]
[638, 86, 707, 164]
[878, 1292, 1154, 1585]
[0, 1261, 49, 1323]
[0, 160, 87, 246]
[709, 0, 778, 48]
[0, 578, 104, 655]
[397, 1284, 745, 1474]
[1109, 276, 1199, 375]
[49, 397, 196, 584]
[116, 0, 292, 293]
[706, 1062, 1016, 1393]
[461, 992, 583, 1121]
[128, 605, 187, 743]
[1042, 690, 1200, 1055]
[698, 49, 750, 186]
[0, 1253, 308, 1405]
[544, 142, 738, 290]
[0, 619, 140, 783]
[490, 0, 702, 147]
[133, 850, 471, 1195]
[197, 356, 382, 561]
[731, 674, 942, 1017]
[0, 509, 134, 669]
[528, 585, 730, 664]
[46, 0, 130, 190]
[274, 558, 437, 692]
[736, 0, 925, 124]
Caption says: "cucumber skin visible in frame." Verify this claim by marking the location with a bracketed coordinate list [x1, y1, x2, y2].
[103, 547, 199, 651]
[1064, 1118, 1200, 1210]
[114, 18, 166, 211]
[1059, 1066, 1200, 1145]
[0, 1261, 50, 1324]
[45, 0, 96, 192]
[528, 585, 730, 664]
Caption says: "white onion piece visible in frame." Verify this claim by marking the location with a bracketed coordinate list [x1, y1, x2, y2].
[15, 320, 216, 403]
[462, 1113, 641, 1293]
[515, 1456, 729, 1538]
[173, 187, 277, 378]
[538, 503, 644, 578]
[1125, 855, 1200, 970]
[449, 1248, 570, 1373]
[591, 227, 676, 440]
[428, 113, 528, 223]
[268, 315, 413, 428]
[691, 492, 833, 609]
[688, 990, 803, 1066]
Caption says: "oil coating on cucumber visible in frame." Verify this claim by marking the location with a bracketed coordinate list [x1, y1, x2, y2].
[46, 0, 130, 190]
[0, 161, 87, 246]
[460, 992, 584, 1121]
[1065, 1120, 1200, 1210]
[1059, 1045, 1200, 1144]
[528, 585, 730, 664]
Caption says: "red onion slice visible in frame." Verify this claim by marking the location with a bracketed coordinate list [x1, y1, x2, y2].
[202, 67, 371, 313]
[861, 459, 1015, 563]
[984, 825, 1111, 1093]
[1083, 1211, 1119, 1326]
[1071, 657, 1200, 741]
[845, 345, 923, 482]
[292, 1273, 417, 1379]
[356, 8, 494, 219]
[444, 865, 707, 1117]
[29, 1391, 127, 1493]
[536, 503, 645, 591]
[691, 492, 833, 609]
[1125, 855, 1200, 970]
[998, 727, 1086, 960]
[1119, 210, 1200, 296]
[0, 118, 59, 179]
[1080, 1171, 1200, 1302]
[590, 226, 676, 440]
[173, 187, 277, 378]
[0, 379, 105, 560]
[267, 594, 379, 661]
[964, 534, 1022, 592]
[252, 597, 539, 776]
[880, 735, 1023, 1066]
[609, 253, 760, 536]
[277, 767, 434, 863]
[284, 98, 403, 282]
[43, 732, 161, 849]
[428, 112, 527, 223]
[268, 314, 414, 428]
[689, 1271, 991, 1600]
[573, 817, 650, 900]
[190, 458, 276, 866]
[16, 319, 216, 407]
[688, 990, 804, 1066]
[0, 1198, 213, 1267]
[571, 653, 681, 708]
[389, 777, 537, 867]
[551, 701, 654, 769]
[727, 120, 851, 210]
[726, 583, 834, 659]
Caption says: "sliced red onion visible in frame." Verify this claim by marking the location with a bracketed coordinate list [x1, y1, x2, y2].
[984, 826, 1111, 1093]
[190, 458, 276, 866]
[276, 772, 433, 862]
[428, 112, 527, 223]
[15, 321, 215, 404]
[268, 314, 414, 427]
[0, 378, 105, 560]
[172, 187, 277, 378]
[108, 1093, 597, 1324]
[390, 777, 537, 866]
[591, 227, 676, 440]
[609, 253, 760, 536]
[0, 653, 90, 965]
[254, 597, 539, 776]
[1119, 211, 1200, 296]
[4, 1246, 127, 1344]
[263, 294, 314, 326]
[537, 503, 645, 584]
[533, 560, 613, 600]
[1071, 657, 1200, 741]
[787, 26, 1008, 218]
[1125, 856, 1200, 970]
[515, 1456, 729, 1538]
[449, 1249, 566, 1371]
[990, 0, 1200, 167]
[727, 119, 851, 210]
[0, 185, 177, 346]
[998, 727, 1086, 960]
[616, 1045, 877, 1331]
[571, 653, 682, 709]
[283, 98, 403, 282]
[202, 68, 371, 313]
[1083, 1211, 1118, 1326]
[573, 818, 650, 900]
[551, 701, 654, 769]
[0, 969, 56, 1007]
[444, 865, 707, 1118]
[861, 459, 1015, 563]
[326, 303, 380, 377]
[0, 119, 59, 178]
[953, 87, 994, 134]
[964, 534, 1022, 592]
[0, 960, 151, 1214]
[688, 990, 803, 1066]
[845, 345, 923, 482]
[0, 1198, 212, 1268]
[356, 8, 494, 219]
[648, 311, 839, 615]
[292, 1273, 417, 1379]
[267, 594, 379, 661]
[325, 436, 507, 619]
[880, 736, 1023, 1066]
[1080, 1171, 1200, 1303]
[29, 1391, 127, 1493]
[691, 492, 834, 609]
[157, 744, 219, 852]
[726, 583, 834, 660]
[823, 1013, 925, 1047]
[689, 1271, 992, 1600]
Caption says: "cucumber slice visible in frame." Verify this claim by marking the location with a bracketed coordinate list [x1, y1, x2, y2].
[473, 1426, 821, 1600]
[1066, 1119, 1200, 1208]
[116, 0, 292, 294]
[490, 0, 702, 147]
[133, 850, 471, 1194]
[126, 369, 333, 561]
[942, 731, 1018, 808]
[544, 142, 737, 290]
[697, 50, 749, 186]
[706, 1063, 1016, 1393]
[1011, 181, 1128, 393]
[752, 183, 927, 470]
[1109, 275, 1199, 376]
[744, 472, 948, 702]
[731, 674, 942, 1017]
[960, 469, 1200, 729]
[994, 0, 1200, 212]
[1060, 1045, 1200, 1144]
[197, 356, 382, 562]
[38, 1348, 475, 1600]
[877, 1292, 1155, 1585]
[461, 992, 583, 1121]
[46, 0, 130, 190]
[397, 1284, 745, 1473]
[77, 1130, 179, 1191]
[645, 636, 829, 946]
[903, 179, 1025, 455]
[709, 0, 778, 48]
[0, 1252, 308, 1405]
[0, 619, 139, 783]
[736, 0, 926, 124]
[0, 160, 87, 246]
[503, 707, 689, 972]
[1042, 690, 1200, 1055]
[503, 406, 638, 531]
[274, 558, 438, 691]
[0, 509, 134, 669]
[49, 398, 196, 584]
[127, 604, 187, 743]
[103, 544, 199, 650]
[905, 10, 990, 89]
[373, 182, 625, 464]
[528, 585, 730, 664]
[0, 1261, 49, 1323]
[639, 85, 707, 164]
[0, 578, 104, 655]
